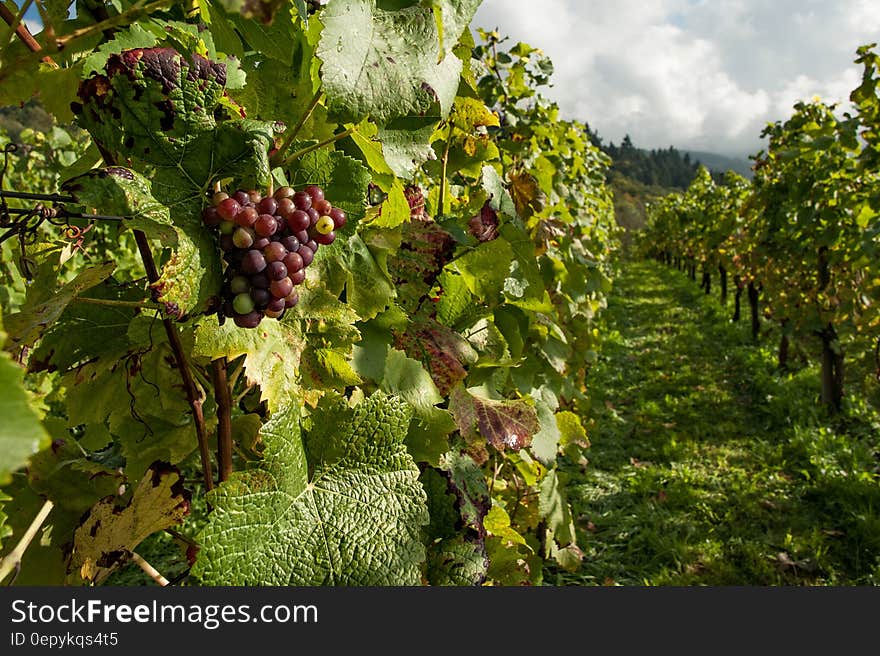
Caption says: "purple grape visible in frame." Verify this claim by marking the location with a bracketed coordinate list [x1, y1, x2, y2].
[255, 214, 278, 238]
[293, 191, 312, 210]
[270, 277, 294, 299]
[264, 241, 287, 263]
[251, 288, 271, 307]
[281, 235, 300, 253]
[287, 210, 310, 232]
[234, 311, 262, 328]
[241, 250, 267, 275]
[329, 207, 347, 229]
[305, 184, 324, 202]
[202, 206, 221, 227]
[283, 251, 303, 272]
[267, 261, 288, 281]
[298, 245, 314, 267]
[250, 273, 270, 289]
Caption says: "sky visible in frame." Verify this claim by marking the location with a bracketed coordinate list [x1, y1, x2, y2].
[470, 0, 880, 157]
[13, 1, 880, 157]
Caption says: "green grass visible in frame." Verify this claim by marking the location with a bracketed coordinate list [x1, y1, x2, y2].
[551, 260, 880, 586]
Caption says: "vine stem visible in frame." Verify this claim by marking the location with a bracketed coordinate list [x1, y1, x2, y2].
[134, 232, 214, 492]
[280, 127, 355, 167]
[0, 3, 56, 66]
[55, 0, 173, 48]
[0, 500, 54, 584]
[439, 121, 455, 216]
[210, 357, 233, 483]
[271, 90, 323, 167]
[131, 552, 169, 586]
[72, 296, 160, 309]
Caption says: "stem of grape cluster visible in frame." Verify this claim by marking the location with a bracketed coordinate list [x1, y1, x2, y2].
[211, 357, 234, 483]
[272, 91, 324, 167]
[134, 231, 214, 493]
[280, 127, 355, 167]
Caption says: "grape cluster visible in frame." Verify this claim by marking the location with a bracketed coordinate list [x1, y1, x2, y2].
[202, 184, 346, 328]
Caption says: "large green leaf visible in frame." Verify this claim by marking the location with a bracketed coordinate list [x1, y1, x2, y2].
[4, 263, 116, 350]
[0, 349, 50, 486]
[193, 393, 429, 585]
[316, 0, 479, 125]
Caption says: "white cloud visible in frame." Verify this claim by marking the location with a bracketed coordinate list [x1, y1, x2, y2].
[23, 19, 42, 35]
[470, 0, 880, 156]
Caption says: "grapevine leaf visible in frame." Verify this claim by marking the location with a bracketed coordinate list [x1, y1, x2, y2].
[68, 463, 191, 585]
[394, 319, 476, 396]
[0, 345, 51, 485]
[450, 239, 514, 302]
[538, 468, 581, 571]
[484, 505, 527, 547]
[449, 386, 539, 452]
[81, 24, 161, 76]
[27, 430, 124, 514]
[342, 233, 397, 320]
[74, 49, 227, 165]
[530, 400, 562, 466]
[317, 0, 477, 124]
[0, 64, 82, 123]
[387, 215, 455, 314]
[221, 0, 305, 32]
[378, 120, 438, 180]
[29, 283, 144, 372]
[439, 450, 490, 535]
[193, 316, 303, 413]
[405, 406, 456, 466]
[0, 476, 72, 585]
[0, 490, 10, 552]
[481, 165, 518, 219]
[286, 148, 371, 225]
[556, 411, 590, 462]
[63, 346, 201, 483]
[193, 393, 430, 585]
[373, 179, 411, 229]
[381, 348, 443, 412]
[426, 535, 488, 586]
[301, 348, 362, 389]
[3, 263, 116, 351]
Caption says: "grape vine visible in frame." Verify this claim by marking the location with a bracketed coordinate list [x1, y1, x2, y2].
[0, 1, 618, 587]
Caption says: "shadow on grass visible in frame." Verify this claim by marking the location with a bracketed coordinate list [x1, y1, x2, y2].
[553, 260, 880, 586]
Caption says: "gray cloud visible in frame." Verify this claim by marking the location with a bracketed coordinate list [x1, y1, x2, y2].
[470, 0, 880, 156]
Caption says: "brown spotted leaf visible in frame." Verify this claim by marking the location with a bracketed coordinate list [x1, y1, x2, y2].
[67, 463, 190, 585]
[388, 215, 456, 314]
[508, 171, 545, 219]
[394, 320, 476, 396]
[449, 386, 539, 452]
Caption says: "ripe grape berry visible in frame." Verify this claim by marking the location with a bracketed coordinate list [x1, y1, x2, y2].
[202, 183, 346, 328]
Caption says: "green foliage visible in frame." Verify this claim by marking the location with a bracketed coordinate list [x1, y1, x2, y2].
[193, 394, 429, 585]
[0, 2, 618, 587]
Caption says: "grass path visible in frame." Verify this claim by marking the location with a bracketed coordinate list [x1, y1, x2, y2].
[555, 260, 880, 585]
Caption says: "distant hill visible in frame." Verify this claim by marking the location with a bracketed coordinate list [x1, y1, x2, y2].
[684, 151, 754, 179]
